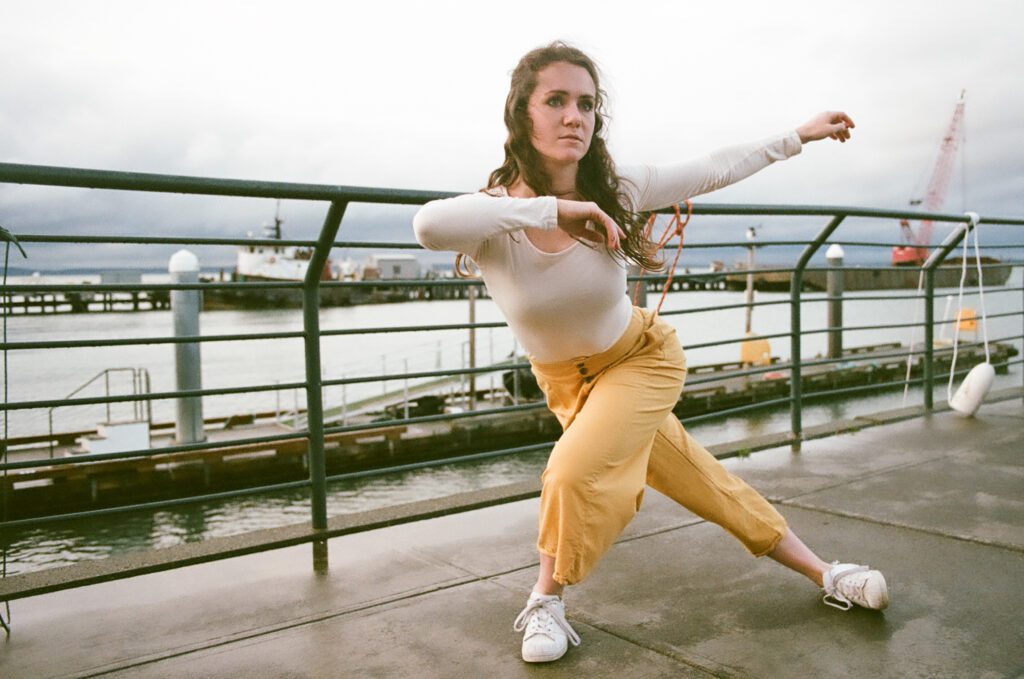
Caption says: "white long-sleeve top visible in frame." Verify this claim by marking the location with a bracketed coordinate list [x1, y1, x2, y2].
[414, 130, 802, 362]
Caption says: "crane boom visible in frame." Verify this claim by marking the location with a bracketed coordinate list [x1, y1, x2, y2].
[892, 90, 966, 266]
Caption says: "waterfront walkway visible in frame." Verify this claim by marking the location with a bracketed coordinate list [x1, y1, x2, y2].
[2, 395, 1022, 678]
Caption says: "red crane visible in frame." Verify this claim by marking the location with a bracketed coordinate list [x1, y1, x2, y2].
[892, 90, 966, 266]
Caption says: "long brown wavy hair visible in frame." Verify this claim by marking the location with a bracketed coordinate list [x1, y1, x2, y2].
[455, 41, 661, 277]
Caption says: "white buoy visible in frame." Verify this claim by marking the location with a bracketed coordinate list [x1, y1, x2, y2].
[169, 249, 206, 443]
[948, 212, 993, 417]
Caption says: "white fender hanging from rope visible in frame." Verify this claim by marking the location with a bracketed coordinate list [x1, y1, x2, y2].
[948, 211, 994, 417]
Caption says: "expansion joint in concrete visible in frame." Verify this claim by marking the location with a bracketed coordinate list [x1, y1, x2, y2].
[570, 610, 740, 678]
[73, 574, 480, 678]
[777, 499, 1024, 554]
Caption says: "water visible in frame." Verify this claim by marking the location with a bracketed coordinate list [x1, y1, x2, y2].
[2, 269, 1021, 574]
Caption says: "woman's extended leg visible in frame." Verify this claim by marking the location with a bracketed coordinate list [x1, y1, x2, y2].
[645, 396, 888, 610]
[766, 529, 830, 586]
[534, 552, 564, 596]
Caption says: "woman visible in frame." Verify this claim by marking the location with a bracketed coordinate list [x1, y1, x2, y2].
[413, 42, 888, 664]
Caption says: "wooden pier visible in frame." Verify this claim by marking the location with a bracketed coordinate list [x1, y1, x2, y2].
[3, 289, 171, 315]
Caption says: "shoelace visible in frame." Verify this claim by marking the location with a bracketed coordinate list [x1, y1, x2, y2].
[822, 564, 871, 611]
[513, 599, 581, 647]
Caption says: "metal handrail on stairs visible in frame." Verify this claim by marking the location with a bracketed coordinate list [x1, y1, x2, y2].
[47, 368, 152, 458]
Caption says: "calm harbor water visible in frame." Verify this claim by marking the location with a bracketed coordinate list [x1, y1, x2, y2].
[2, 268, 1021, 574]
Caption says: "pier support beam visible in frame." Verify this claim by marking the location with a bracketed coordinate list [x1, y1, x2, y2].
[170, 250, 205, 444]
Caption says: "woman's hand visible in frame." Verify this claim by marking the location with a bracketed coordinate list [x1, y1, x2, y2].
[556, 199, 627, 250]
[796, 111, 855, 144]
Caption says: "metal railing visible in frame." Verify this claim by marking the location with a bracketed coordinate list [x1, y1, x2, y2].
[47, 367, 152, 458]
[1, 160, 1022, 556]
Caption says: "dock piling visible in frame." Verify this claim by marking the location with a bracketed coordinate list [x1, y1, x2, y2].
[169, 250, 205, 444]
[826, 243, 844, 359]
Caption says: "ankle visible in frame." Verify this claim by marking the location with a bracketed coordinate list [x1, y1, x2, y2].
[533, 582, 564, 598]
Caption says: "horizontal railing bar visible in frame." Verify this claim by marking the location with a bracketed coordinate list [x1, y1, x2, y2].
[658, 299, 792, 316]
[3, 281, 303, 293]
[3, 380, 308, 411]
[6, 264, 1019, 295]
[801, 376, 926, 401]
[5, 291, 1019, 351]
[0, 430, 314, 471]
[1, 322, 514, 351]
[3, 162, 1022, 225]
[0, 478, 314, 530]
[684, 330, 793, 350]
[803, 319, 934, 335]
[322, 363, 532, 388]
[17, 234, 321, 247]
[1, 330, 306, 351]
[932, 310, 1022, 324]
[321, 402, 549, 436]
[680, 395, 796, 424]
[321, 321, 508, 337]
[323, 442, 554, 483]
[684, 363, 793, 385]
[670, 203, 1024, 225]
[0, 161, 457, 204]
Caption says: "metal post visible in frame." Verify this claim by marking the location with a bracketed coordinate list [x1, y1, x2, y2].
[826, 243, 844, 359]
[489, 328, 495, 400]
[512, 338, 521, 405]
[924, 268, 935, 410]
[341, 373, 348, 426]
[104, 370, 111, 423]
[403, 358, 410, 419]
[921, 220, 974, 410]
[303, 200, 347, 545]
[628, 263, 647, 308]
[169, 249, 205, 444]
[790, 215, 846, 448]
[468, 284, 476, 411]
[745, 227, 757, 334]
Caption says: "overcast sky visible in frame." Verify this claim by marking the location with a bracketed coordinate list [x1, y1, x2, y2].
[1, 0, 1022, 270]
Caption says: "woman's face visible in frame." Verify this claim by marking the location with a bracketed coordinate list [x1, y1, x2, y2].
[526, 61, 597, 171]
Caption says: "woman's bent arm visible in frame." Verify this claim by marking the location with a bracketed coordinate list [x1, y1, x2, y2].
[413, 193, 558, 255]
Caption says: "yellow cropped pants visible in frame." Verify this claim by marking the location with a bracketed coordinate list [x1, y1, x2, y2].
[530, 306, 788, 585]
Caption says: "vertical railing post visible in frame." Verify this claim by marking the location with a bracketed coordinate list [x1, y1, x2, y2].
[790, 215, 845, 449]
[303, 200, 347, 572]
[923, 267, 936, 410]
[921, 218, 974, 410]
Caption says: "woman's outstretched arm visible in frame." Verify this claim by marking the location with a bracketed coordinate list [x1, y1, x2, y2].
[627, 111, 854, 212]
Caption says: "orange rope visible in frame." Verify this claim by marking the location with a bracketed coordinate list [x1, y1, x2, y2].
[631, 200, 692, 314]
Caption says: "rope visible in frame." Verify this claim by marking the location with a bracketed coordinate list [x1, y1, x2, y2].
[632, 200, 692, 314]
[947, 212, 988, 403]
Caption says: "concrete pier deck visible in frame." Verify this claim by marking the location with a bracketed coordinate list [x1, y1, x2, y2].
[2, 397, 1022, 678]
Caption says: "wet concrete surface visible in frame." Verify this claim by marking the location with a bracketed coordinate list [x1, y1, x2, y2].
[1, 398, 1022, 678]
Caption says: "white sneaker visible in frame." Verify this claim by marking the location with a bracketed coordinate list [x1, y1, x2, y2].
[822, 562, 889, 611]
[512, 592, 581, 662]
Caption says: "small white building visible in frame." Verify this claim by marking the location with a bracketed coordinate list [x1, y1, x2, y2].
[365, 254, 420, 280]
